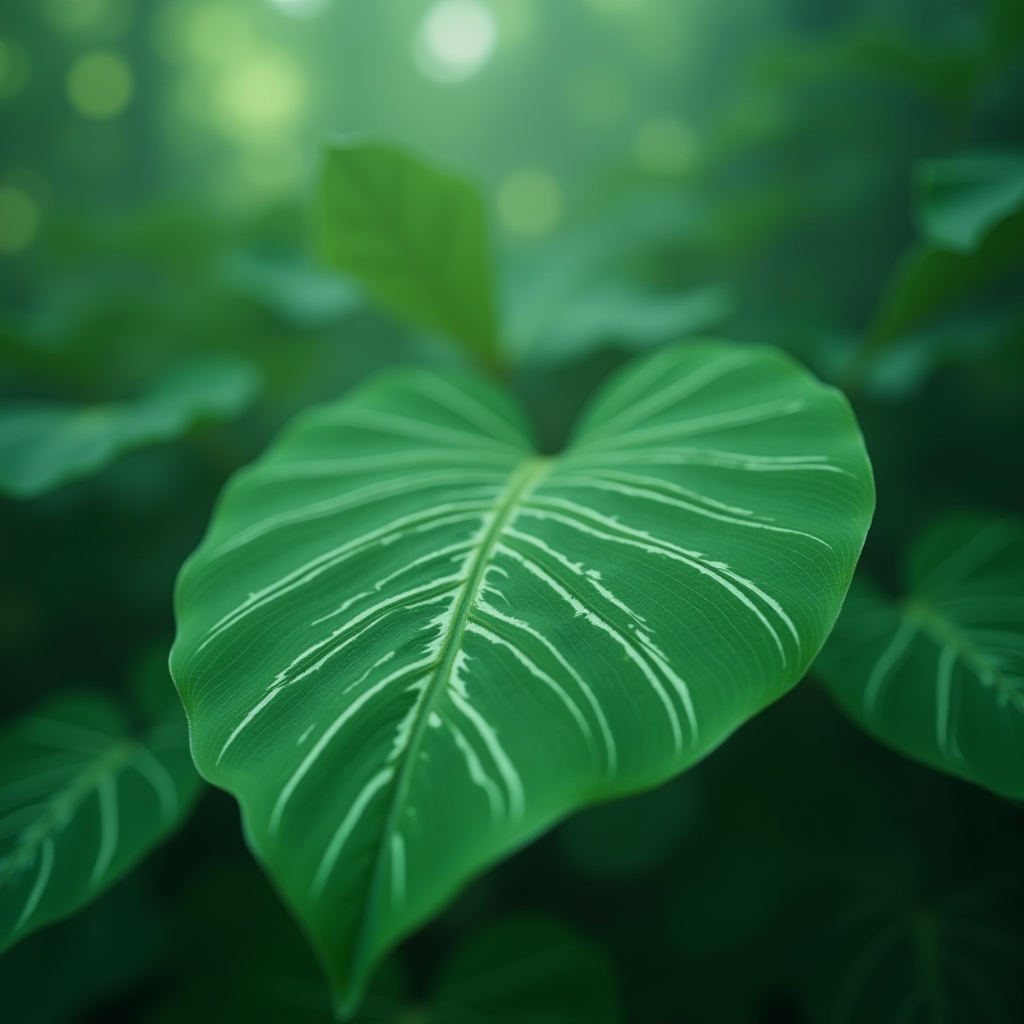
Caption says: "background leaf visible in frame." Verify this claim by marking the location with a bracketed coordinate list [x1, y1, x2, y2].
[0, 354, 262, 499]
[815, 515, 1024, 798]
[171, 339, 874, 1011]
[431, 916, 620, 1024]
[318, 142, 498, 366]
[865, 211, 1024, 350]
[513, 282, 736, 368]
[0, 691, 203, 952]
[915, 152, 1024, 255]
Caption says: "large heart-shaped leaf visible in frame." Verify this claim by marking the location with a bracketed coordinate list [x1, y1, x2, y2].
[0, 692, 202, 952]
[815, 515, 1024, 798]
[170, 340, 874, 1012]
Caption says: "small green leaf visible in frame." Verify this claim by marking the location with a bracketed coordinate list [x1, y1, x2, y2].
[0, 354, 262, 499]
[915, 152, 1024, 254]
[318, 142, 498, 365]
[432, 916, 620, 1024]
[170, 340, 874, 1012]
[815, 515, 1024, 798]
[0, 692, 203, 953]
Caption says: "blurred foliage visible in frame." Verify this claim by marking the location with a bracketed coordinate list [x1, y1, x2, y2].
[1, 0, 1022, 1021]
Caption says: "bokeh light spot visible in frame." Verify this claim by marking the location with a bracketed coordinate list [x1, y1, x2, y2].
[416, 1, 498, 84]
[0, 187, 39, 254]
[633, 116, 697, 176]
[498, 168, 562, 237]
[67, 51, 134, 119]
[215, 54, 306, 139]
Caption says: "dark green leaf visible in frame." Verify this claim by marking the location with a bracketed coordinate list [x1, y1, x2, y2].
[556, 773, 699, 879]
[915, 152, 1024, 254]
[0, 355, 262, 499]
[432, 916, 620, 1024]
[865, 210, 1024, 349]
[0, 692, 203, 952]
[815, 515, 1024, 798]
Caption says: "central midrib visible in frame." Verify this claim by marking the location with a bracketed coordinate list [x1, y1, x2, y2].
[345, 454, 551, 994]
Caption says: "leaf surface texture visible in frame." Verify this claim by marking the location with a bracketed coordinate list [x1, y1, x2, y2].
[171, 340, 874, 1010]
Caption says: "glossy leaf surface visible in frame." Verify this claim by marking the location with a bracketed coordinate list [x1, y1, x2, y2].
[0, 355, 261, 498]
[171, 340, 874, 1011]
[0, 692, 202, 952]
[816, 516, 1024, 798]
[318, 142, 498, 364]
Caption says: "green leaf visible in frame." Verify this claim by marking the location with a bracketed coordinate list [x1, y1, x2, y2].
[865, 210, 1024, 349]
[815, 515, 1024, 799]
[0, 692, 203, 953]
[793, 835, 1024, 1024]
[915, 152, 1024, 254]
[170, 339, 874, 1012]
[0, 871, 162, 1024]
[318, 142, 498, 366]
[511, 282, 737, 367]
[432, 916, 620, 1024]
[0, 354, 262, 499]
[218, 250, 364, 330]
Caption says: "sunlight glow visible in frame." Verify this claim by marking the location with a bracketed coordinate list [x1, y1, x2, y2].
[214, 54, 306, 138]
[416, 1, 498, 84]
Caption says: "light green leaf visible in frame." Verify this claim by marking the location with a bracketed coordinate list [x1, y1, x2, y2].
[0, 692, 203, 953]
[432, 916, 620, 1024]
[915, 152, 1024, 254]
[0, 355, 262, 499]
[318, 142, 498, 365]
[511, 282, 736, 367]
[170, 339, 874, 1013]
[815, 515, 1024, 799]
